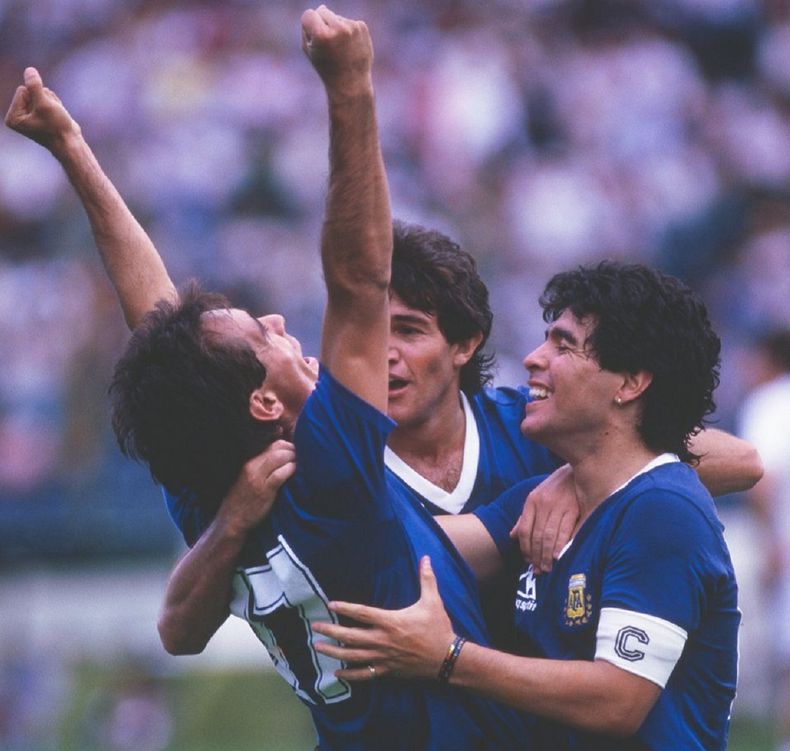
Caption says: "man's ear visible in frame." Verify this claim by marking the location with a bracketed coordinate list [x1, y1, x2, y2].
[451, 331, 485, 369]
[615, 370, 653, 406]
[249, 388, 283, 423]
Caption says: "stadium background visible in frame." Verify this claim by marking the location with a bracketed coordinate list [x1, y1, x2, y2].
[0, 0, 787, 748]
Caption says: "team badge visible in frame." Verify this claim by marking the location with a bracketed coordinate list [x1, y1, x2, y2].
[564, 572, 593, 626]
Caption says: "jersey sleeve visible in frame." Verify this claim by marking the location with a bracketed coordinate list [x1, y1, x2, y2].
[288, 366, 396, 519]
[162, 486, 204, 547]
[473, 476, 546, 565]
[595, 486, 728, 686]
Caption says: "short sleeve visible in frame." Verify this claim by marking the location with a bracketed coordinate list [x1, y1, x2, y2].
[474, 476, 546, 564]
[601, 488, 726, 633]
[287, 367, 396, 519]
[163, 486, 204, 547]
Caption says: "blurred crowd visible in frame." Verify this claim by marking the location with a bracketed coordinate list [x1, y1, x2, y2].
[0, 0, 788, 538]
[0, 0, 788, 745]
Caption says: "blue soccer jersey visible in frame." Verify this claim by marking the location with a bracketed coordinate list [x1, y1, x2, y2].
[476, 459, 740, 750]
[383, 386, 559, 648]
[167, 368, 532, 751]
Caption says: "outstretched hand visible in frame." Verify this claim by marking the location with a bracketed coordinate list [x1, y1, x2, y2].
[215, 439, 296, 536]
[312, 557, 456, 682]
[4, 67, 80, 151]
[510, 464, 579, 573]
[301, 5, 373, 93]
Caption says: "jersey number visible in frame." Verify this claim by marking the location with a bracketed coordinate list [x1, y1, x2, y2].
[234, 535, 351, 705]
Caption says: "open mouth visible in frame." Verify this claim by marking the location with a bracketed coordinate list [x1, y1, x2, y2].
[389, 377, 409, 392]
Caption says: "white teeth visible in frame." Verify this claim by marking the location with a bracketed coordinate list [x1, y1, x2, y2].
[529, 386, 550, 400]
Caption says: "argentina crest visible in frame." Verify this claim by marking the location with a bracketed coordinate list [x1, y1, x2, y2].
[564, 572, 593, 626]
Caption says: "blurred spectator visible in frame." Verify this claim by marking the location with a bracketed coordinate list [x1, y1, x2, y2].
[739, 329, 790, 750]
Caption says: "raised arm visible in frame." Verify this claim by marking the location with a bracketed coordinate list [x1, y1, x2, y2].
[4, 67, 175, 329]
[303, 6, 392, 411]
[689, 427, 763, 496]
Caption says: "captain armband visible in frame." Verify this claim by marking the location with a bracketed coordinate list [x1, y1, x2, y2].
[595, 607, 687, 688]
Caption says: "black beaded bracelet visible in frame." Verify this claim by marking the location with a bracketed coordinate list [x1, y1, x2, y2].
[437, 635, 467, 684]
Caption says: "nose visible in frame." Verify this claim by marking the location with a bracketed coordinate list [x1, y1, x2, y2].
[387, 338, 399, 363]
[522, 341, 547, 373]
[259, 314, 285, 335]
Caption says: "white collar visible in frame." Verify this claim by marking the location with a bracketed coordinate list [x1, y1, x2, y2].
[556, 453, 679, 560]
[385, 392, 480, 514]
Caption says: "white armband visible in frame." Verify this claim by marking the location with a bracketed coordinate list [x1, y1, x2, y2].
[595, 607, 687, 688]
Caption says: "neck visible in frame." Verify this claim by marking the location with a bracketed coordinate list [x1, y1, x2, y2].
[563, 430, 658, 529]
[388, 391, 466, 466]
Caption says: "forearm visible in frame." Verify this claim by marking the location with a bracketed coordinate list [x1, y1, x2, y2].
[437, 514, 504, 583]
[690, 428, 763, 495]
[450, 645, 657, 736]
[158, 515, 245, 655]
[50, 131, 176, 329]
[321, 80, 391, 297]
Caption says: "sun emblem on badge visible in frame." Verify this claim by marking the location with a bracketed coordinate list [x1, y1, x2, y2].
[564, 572, 593, 626]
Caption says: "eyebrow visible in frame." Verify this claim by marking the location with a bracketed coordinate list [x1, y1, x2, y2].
[391, 312, 432, 326]
[546, 325, 579, 347]
[251, 315, 269, 340]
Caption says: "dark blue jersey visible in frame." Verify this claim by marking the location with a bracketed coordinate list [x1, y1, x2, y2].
[167, 368, 531, 751]
[477, 461, 739, 750]
[384, 386, 559, 649]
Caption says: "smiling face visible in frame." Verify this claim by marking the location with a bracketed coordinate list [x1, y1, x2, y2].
[520, 309, 623, 459]
[387, 295, 478, 430]
[202, 308, 319, 432]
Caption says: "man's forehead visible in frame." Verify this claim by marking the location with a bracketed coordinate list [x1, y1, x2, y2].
[389, 295, 435, 321]
[547, 309, 596, 343]
[201, 308, 254, 336]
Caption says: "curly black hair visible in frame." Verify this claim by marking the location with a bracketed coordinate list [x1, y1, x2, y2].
[539, 261, 721, 462]
[391, 220, 495, 395]
[110, 282, 281, 516]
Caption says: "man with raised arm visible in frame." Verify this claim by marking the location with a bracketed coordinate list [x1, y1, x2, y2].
[6, 7, 532, 749]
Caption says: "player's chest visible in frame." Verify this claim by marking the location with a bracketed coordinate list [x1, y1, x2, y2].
[514, 551, 603, 658]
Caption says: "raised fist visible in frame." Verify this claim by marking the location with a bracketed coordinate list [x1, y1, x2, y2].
[301, 5, 373, 92]
[5, 67, 80, 151]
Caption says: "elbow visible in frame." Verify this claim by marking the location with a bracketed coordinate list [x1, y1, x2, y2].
[158, 615, 207, 656]
[743, 446, 765, 491]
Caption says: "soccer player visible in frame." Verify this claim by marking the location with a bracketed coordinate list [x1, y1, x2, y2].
[312, 261, 740, 750]
[6, 7, 533, 749]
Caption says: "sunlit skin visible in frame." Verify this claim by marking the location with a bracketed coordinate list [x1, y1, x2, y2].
[386, 295, 478, 431]
[201, 309, 319, 438]
[520, 309, 625, 466]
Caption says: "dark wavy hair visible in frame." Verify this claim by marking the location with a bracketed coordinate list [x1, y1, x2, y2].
[391, 220, 495, 395]
[539, 261, 721, 463]
[110, 282, 281, 516]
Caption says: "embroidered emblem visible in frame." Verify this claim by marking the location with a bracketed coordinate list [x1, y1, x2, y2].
[515, 566, 537, 612]
[564, 572, 593, 626]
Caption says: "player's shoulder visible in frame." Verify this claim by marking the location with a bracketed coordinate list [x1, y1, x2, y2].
[618, 462, 725, 541]
[475, 383, 529, 408]
[297, 365, 394, 439]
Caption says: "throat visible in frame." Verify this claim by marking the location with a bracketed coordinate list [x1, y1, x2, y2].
[392, 445, 464, 493]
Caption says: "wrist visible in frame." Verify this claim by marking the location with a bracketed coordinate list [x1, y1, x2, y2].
[211, 505, 255, 546]
[48, 124, 85, 161]
[437, 635, 467, 684]
[325, 77, 375, 106]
